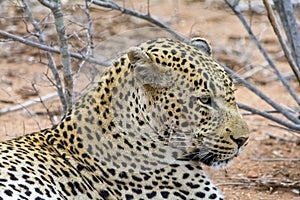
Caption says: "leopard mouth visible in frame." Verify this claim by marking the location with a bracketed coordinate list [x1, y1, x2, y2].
[177, 149, 236, 169]
[200, 153, 234, 169]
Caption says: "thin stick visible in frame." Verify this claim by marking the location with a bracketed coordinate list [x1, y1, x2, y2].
[0, 92, 58, 115]
[31, 84, 56, 125]
[21, 0, 67, 113]
[0, 30, 109, 66]
[218, 177, 300, 188]
[224, 64, 300, 126]
[89, 0, 187, 42]
[238, 103, 300, 131]
[38, 0, 74, 111]
[266, 132, 300, 141]
[253, 157, 300, 162]
[77, 0, 95, 73]
[263, 0, 300, 85]
[224, 0, 300, 107]
[273, 0, 300, 70]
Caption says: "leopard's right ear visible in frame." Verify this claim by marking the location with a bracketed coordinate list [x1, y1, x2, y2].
[127, 47, 151, 64]
[127, 47, 172, 88]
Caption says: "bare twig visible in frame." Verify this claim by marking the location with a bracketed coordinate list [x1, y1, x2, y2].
[38, 0, 74, 111]
[258, 177, 300, 189]
[223, 0, 300, 132]
[0, 92, 58, 115]
[273, 0, 300, 70]
[263, 0, 300, 85]
[268, 124, 300, 134]
[0, 30, 109, 66]
[224, 0, 300, 107]
[253, 157, 300, 162]
[31, 84, 56, 125]
[266, 131, 300, 141]
[238, 103, 300, 131]
[89, 0, 187, 42]
[84, 0, 94, 56]
[21, 0, 67, 113]
[218, 176, 300, 189]
[224, 65, 300, 129]
[77, 0, 95, 72]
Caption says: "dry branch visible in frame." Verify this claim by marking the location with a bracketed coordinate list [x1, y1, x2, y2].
[224, 65, 300, 131]
[89, 0, 187, 42]
[77, 0, 95, 72]
[21, 0, 67, 113]
[273, 0, 300, 70]
[224, 0, 300, 107]
[38, 0, 74, 112]
[0, 93, 58, 115]
[0, 30, 108, 66]
[253, 157, 300, 162]
[263, 0, 300, 85]
[219, 176, 300, 191]
[223, 0, 300, 132]
[238, 103, 300, 131]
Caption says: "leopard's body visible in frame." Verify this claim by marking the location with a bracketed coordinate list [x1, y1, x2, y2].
[0, 38, 249, 200]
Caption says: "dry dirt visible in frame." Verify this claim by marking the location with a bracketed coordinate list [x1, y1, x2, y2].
[0, 1, 300, 199]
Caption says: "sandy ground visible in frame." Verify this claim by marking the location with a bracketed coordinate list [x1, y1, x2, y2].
[0, 1, 299, 199]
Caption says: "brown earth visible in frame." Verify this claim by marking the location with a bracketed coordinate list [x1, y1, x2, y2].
[0, 1, 299, 199]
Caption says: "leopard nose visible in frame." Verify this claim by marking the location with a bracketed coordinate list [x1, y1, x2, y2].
[230, 136, 248, 148]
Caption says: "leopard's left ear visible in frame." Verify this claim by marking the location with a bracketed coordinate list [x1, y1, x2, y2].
[127, 47, 172, 88]
[190, 37, 212, 56]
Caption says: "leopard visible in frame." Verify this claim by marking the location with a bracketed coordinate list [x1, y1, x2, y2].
[0, 37, 249, 200]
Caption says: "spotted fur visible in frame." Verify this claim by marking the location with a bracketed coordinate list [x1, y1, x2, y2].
[0, 38, 249, 199]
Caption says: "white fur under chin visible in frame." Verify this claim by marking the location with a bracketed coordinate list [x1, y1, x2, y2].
[210, 158, 234, 170]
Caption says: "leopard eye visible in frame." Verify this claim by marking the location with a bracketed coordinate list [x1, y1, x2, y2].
[198, 96, 211, 105]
